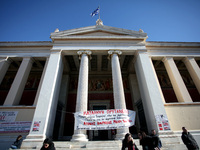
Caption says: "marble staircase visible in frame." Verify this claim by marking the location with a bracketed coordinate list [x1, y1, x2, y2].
[18, 140, 187, 150]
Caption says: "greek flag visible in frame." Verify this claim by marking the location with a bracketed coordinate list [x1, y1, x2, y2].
[90, 7, 99, 17]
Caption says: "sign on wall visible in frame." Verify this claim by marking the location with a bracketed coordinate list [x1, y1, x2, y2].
[0, 121, 32, 133]
[32, 121, 41, 132]
[155, 114, 171, 131]
[0, 111, 18, 122]
[74, 109, 136, 130]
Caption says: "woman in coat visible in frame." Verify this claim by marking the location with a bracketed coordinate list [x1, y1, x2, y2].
[122, 133, 139, 150]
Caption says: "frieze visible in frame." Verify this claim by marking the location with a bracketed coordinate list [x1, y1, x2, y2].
[69, 77, 129, 92]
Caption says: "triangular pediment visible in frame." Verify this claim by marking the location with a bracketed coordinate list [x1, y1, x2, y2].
[50, 24, 148, 41]
[73, 30, 127, 36]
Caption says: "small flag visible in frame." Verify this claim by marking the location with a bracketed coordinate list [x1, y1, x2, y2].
[90, 7, 99, 17]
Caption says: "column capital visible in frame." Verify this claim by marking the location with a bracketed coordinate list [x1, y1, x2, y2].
[132, 49, 148, 63]
[108, 50, 122, 55]
[108, 50, 122, 59]
[162, 56, 173, 63]
[0, 57, 13, 64]
[22, 57, 34, 64]
[182, 57, 195, 63]
[134, 49, 147, 55]
[77, 50, 92, 59]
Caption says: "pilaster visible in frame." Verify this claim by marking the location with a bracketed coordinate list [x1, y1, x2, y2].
[21, 51, 63, 149]
[134, 50, 169, 133]
[0, 57, 12, 85]
[182, 57, 200, 94]
[4, 57, 34, 106]
[162, 57, 192, 102]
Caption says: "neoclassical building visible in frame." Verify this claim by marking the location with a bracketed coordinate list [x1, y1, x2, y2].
[0, 20, 200, 148]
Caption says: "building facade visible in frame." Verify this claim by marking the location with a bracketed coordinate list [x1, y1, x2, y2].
[0, 20, 200, 148]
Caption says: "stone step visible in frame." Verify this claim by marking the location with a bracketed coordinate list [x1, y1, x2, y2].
[18, 140, 187, 150]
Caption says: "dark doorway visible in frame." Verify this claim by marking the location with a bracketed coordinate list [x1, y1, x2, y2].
[92, 105, 109, 140]
[136, 100, 148, 133]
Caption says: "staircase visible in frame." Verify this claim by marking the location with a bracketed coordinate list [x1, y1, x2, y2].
[18, 140, 187, 150]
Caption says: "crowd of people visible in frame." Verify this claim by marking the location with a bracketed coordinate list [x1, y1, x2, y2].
[121, 127, 199, 150]
[137, 129, 162, 150]
[122, 129, 162, 150]
[9, 136, 56, 150]
[9, 127, 199, 150]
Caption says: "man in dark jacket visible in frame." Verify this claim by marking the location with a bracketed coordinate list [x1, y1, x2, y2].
[182, 127, 199, 150]
[150, 129, 162, 150]
[40, 138, 56, 150]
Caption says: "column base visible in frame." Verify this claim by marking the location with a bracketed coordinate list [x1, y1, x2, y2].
[20, 134, 45, 149]
[71, 134, 88, 142]
[115, 128, 129, 140]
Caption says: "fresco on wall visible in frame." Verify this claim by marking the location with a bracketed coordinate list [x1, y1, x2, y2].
[0, 73, 41, 90]
[24, 74, 41, 89]
[157, 74, 172, 88]
[157, 72, 195, 88]
[0, 73, 16, 90]
[69, 77, 129, 92]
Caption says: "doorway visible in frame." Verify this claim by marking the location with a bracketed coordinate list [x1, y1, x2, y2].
[88, 100, 113, 141]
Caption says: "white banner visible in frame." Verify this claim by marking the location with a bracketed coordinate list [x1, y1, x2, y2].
[74, 109, 136, 130]
[0, 111, 18, 122]
[0, 121, 31, 133]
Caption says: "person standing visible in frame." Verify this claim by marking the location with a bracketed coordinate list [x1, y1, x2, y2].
[182, 127, 199, 150]
[122, 133, 139, 150]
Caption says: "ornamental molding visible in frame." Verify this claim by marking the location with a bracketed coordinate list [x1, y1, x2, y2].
[108, 50, 122, 59]
[77, 50, 92, 59]
[50, 25, 148, 41]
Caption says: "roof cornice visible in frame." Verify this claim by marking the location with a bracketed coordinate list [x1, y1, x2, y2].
[0, 41, 52, 47]
[146, 41, 200, 47]
[50, 25, 148, 41]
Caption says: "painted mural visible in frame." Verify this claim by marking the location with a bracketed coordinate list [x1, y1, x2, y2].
[69, 77, 129, 92]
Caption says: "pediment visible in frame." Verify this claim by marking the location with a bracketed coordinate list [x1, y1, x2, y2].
[50, 24, 148, 41]
[74, 31, 127, 36]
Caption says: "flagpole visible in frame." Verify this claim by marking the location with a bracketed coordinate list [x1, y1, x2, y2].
[98, 5, 100, 20]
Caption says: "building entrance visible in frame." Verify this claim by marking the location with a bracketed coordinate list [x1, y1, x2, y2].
[88, 100, 113, 141]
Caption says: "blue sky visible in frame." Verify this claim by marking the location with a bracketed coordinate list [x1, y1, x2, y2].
[0, 0, 200, 42]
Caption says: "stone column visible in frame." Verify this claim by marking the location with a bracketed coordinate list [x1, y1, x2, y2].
[21, 51, 63, 149]
[134, 50, 170, 133]
[108, 50, 129, 140]
[4, 57, 34, 106]
[71, 50, 91, 142]
[162, 57, 192, 102]
[0, 57, 12, 85]
[182, 57, 200, 94]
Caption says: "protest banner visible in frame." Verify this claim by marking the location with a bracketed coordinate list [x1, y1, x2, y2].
[0, 121, 31, 133]
[0, 111, 18, 122]
[74, 109, 136, 130]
